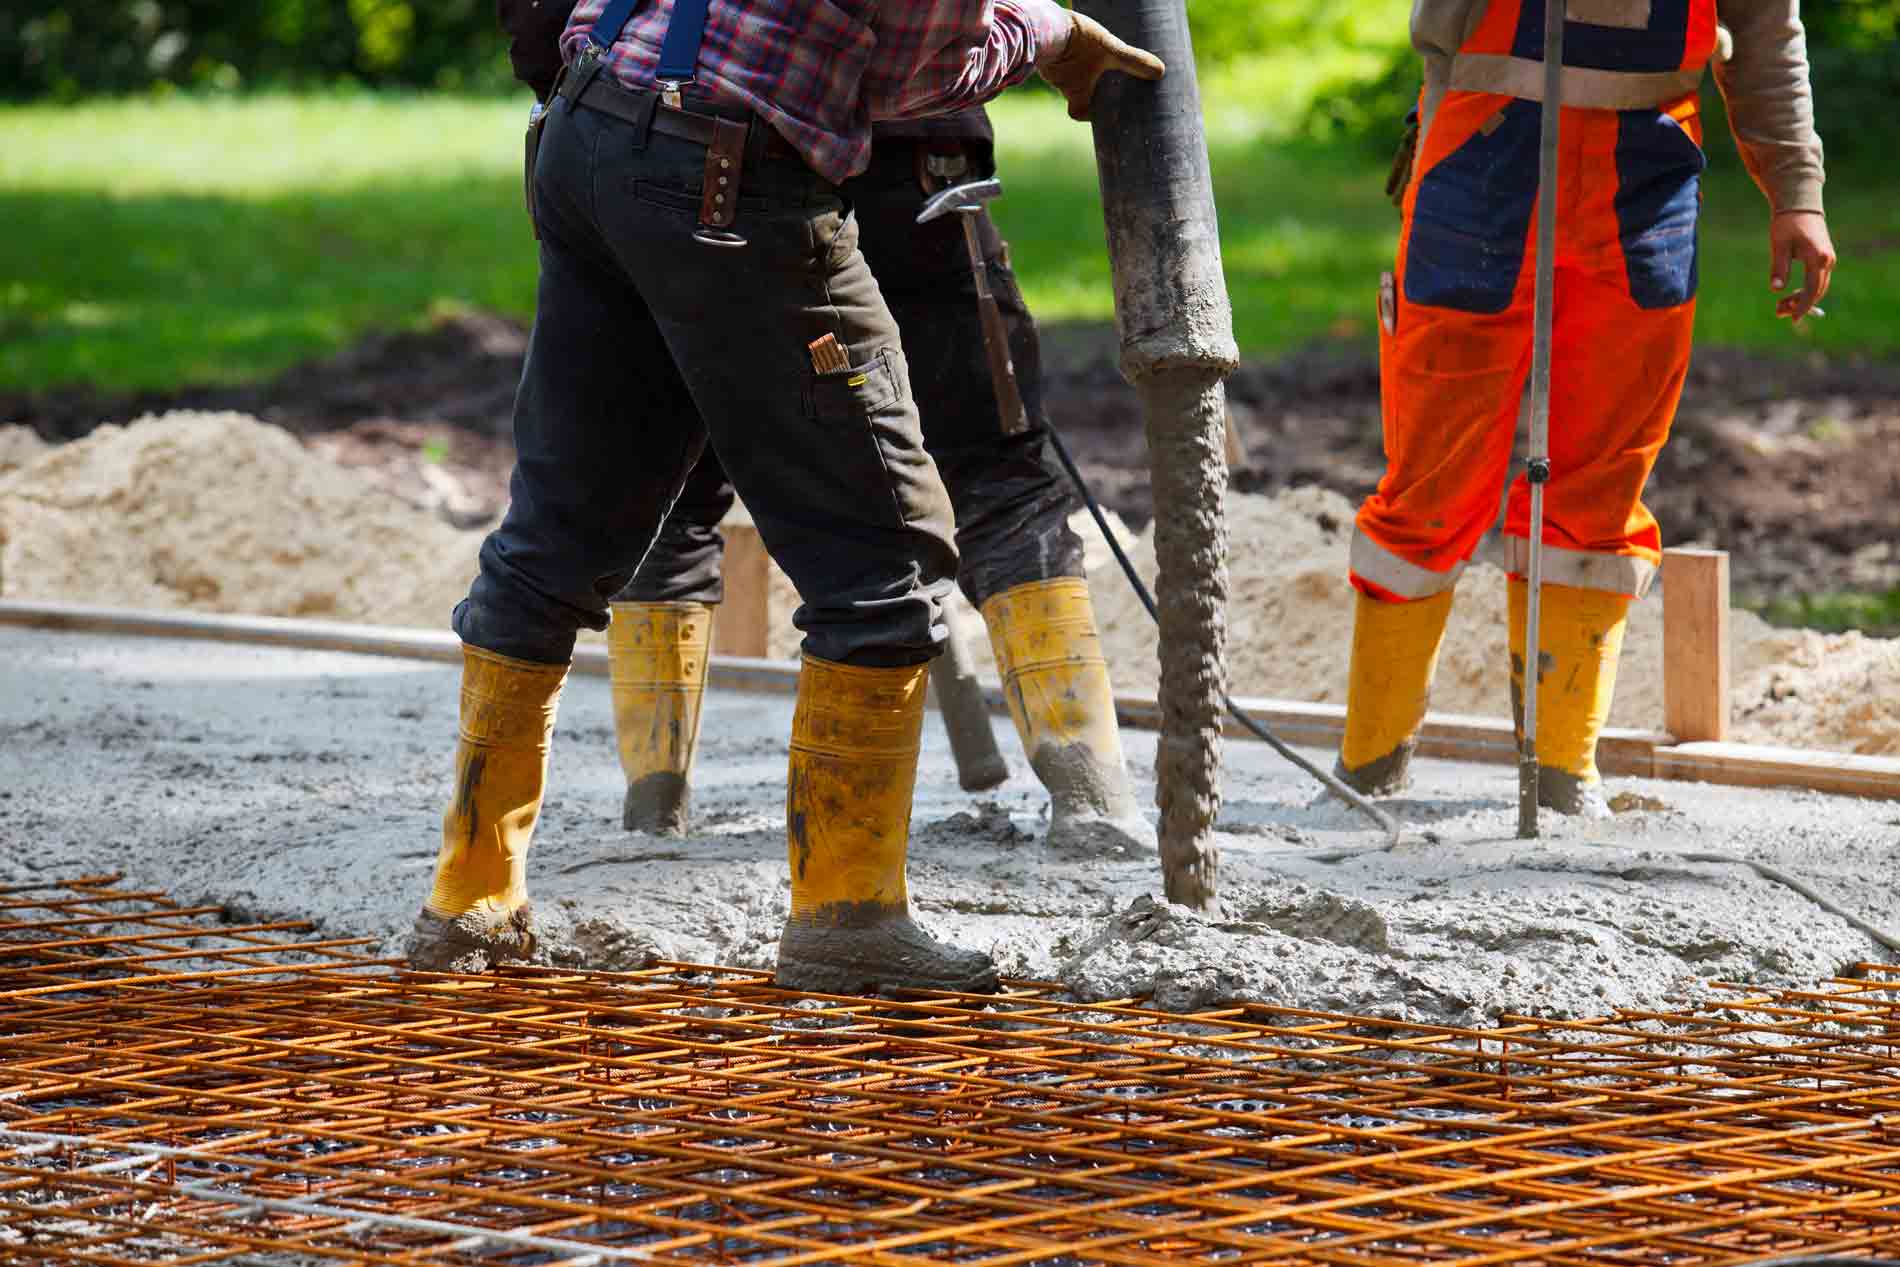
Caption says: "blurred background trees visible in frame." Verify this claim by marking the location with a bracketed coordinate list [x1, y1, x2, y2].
[0, 0, 512, 96]
[4, 0, 1889, 157]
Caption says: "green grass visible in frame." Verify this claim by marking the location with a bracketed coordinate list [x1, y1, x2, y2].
[2, 85, 1897, 392]
[1751, 588, 1900, 638]
[0, 94, 536, 390]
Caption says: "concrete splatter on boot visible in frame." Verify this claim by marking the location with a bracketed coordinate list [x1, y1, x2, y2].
[408, 645, 567, 971]
[775, 656, 998, 996]
[981, 578, 1155, 857]
[407, 905, 538, 974]
[1510, 578, 1629, 819]
[1335, 588, 1454, 796]
[608, 601, 712, 835]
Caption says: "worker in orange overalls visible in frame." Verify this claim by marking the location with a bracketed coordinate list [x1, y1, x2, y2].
[1337, 0, 1836, 816]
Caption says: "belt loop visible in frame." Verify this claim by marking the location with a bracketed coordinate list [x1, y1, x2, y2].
[744, 119, 774, 171]
[564, 45, 606, 104]
[625, 86, 658, 149]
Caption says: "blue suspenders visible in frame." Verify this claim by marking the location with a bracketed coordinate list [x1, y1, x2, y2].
[578, 0, 749, 247]
[587, 0, 711, 106]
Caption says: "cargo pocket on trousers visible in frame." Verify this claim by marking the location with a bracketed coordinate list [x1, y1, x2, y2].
[1403, 101, 1540, 314]
[802, 348, 918, 528]
[1614, 110, 1704, 310]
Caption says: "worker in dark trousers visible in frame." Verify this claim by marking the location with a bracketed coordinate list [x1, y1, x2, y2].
[608, 108, 1155, 863]
[412, 0, 1163, 994]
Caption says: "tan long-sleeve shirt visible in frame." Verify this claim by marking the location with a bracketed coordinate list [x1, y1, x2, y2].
[1410, 0, 1824, 213]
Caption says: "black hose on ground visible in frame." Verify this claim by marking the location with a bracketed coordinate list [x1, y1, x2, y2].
[1044, 424, 1403, 846]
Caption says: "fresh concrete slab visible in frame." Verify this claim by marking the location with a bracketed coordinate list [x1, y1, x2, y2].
[2, 627, 1894, 1023]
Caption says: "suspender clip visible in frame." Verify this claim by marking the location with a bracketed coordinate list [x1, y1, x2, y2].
[656, 77, 691, 110]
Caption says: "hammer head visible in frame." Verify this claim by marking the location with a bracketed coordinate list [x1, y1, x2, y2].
[916, 177, 1003, 225]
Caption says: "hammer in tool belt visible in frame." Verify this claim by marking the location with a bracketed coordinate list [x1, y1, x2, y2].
[1517, 0, 1566, 839]
[917, 160, 1029, 434]
[901, 159, 1022, 792]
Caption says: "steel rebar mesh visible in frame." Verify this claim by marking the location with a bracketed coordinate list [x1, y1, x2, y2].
[4, 876, 1900, 1265]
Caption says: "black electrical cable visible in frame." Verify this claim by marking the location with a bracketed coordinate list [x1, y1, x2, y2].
[1044, 424, 1402, 846]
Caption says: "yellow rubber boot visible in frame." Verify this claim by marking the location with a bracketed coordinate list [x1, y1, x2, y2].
[1335, 589, 1455, 796]
[1509, 578, 1630, 818]
[981, 578, 1153, 856]
[410, 645, 568, 972]
[775, 656, 997, 996]
[609, 600, 713, 835]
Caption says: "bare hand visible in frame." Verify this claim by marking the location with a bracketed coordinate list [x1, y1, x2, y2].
[1770, 211, 1836, 325]
[1039, 12, 1165, 122]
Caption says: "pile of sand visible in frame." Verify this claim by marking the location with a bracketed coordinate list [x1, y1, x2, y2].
[1088, 486, 1900, 757]
[0, 426, 47, 477]
[1, 412, 1889, 756]
[0, 411, 482, 627]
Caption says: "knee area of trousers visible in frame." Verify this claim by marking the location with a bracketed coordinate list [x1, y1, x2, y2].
[451, 597, 580, 667]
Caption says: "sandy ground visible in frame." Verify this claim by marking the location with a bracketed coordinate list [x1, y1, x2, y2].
[5, 626, 1894, 1024]
[6, 412, 1894, 756]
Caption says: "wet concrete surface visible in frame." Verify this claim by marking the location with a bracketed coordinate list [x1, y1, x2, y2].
[3, 626, 1895, 1023]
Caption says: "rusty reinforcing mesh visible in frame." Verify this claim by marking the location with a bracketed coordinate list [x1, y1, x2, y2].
[5, 876, 1900, 1266]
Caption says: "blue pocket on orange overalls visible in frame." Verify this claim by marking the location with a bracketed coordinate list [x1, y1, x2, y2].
[1403, 100, 1541, 314]
[1613, 109, 1705, 309]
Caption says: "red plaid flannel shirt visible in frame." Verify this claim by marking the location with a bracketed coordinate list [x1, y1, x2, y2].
[560, 0, 1071, 185]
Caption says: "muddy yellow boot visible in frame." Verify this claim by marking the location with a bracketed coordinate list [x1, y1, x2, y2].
[1509, 578, 1629, 819]
[776, 656, 998, 996]
[1335, 589, 1455, 796]
[410, 645, 567, 972]
[981, 578, 1154, 856]
[609, 600, 712, 835]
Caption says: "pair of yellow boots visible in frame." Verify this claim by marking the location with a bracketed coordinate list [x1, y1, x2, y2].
[412, 578, 1143, 992]
[1336, 578, 1629, 815]
[601, 581, 1150, 855]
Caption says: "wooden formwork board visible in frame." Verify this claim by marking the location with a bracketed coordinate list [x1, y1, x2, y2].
[1, 597, 1894, 802]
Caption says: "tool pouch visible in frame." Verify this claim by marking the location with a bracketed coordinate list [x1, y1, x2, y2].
[524, 101, 550, 240]
[691, 117, 749, 248]
[1385, 110, 1420, 210]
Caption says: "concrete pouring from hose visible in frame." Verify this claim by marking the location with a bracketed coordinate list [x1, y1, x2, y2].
[1074, 0, 1237, 913]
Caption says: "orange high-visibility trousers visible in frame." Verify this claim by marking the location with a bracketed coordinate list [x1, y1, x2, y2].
[1352, 89, 1705, 603]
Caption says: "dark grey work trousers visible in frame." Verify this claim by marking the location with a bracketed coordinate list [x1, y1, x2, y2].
[453, 93, 960, 668]
[615, 137, 1084, 613]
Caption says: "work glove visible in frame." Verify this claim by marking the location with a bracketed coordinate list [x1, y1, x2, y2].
[1769, 210, 1836, 326]
[1039, 12, 1165, 121]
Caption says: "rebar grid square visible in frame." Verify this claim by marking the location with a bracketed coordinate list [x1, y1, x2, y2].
[4, 877, 1900, 1265]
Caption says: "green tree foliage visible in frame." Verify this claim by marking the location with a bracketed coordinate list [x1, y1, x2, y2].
[1801, 0, 1900, 159]
[1, 0, 1890, 142]
[1303, 0, 1899, 157]
[0, 0, 510, 98]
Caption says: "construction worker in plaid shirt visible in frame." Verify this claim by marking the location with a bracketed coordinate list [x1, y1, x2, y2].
[1336, 0, 1835, 816]
[412, 0, 1163, 995]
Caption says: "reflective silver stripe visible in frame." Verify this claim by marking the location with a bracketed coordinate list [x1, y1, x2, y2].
[1565, 0, 1652, 30]
[1449, 53, 1702, 108]
[1350, 528, 1466, 599]
[1506, 535, 1657, 597]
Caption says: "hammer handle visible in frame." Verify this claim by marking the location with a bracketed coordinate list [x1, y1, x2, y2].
[961, 217, 1028, 435]
[932, 604, 1010, 792]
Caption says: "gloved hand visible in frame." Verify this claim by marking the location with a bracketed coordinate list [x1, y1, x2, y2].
[1769, 211, 1836, 325]
[1039, 12, 1165, 121]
